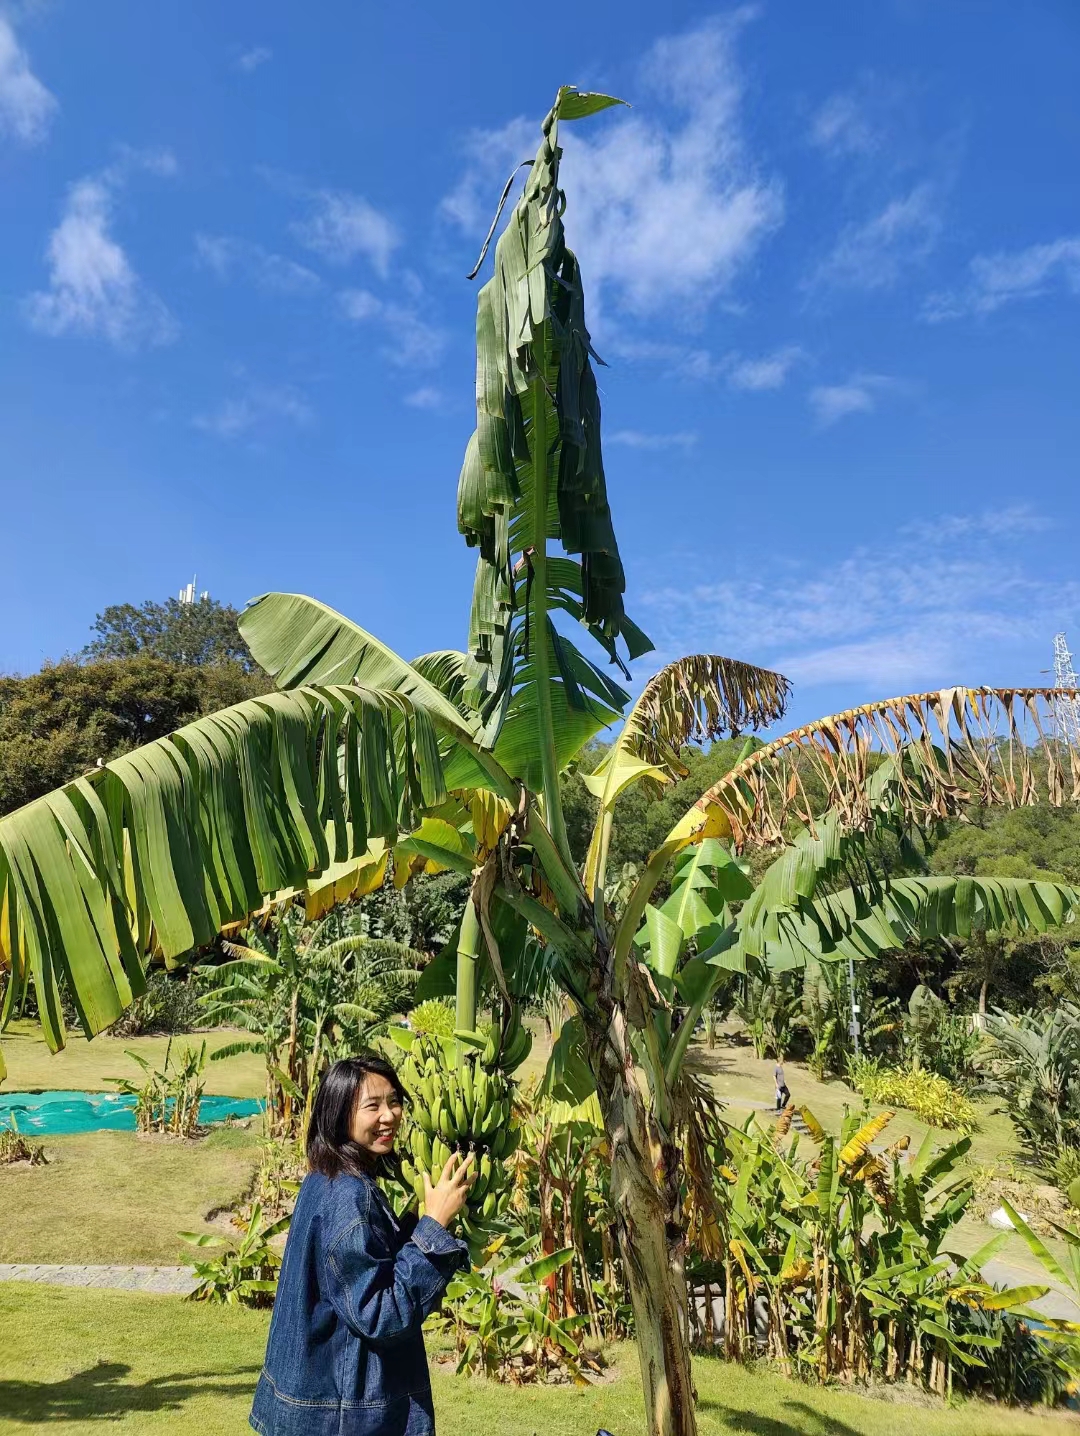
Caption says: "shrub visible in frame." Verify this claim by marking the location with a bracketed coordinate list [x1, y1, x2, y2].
[107, 969, 205, 1036]
[181, 1202, 288, 1306]
[0, 1118, 47, 1166]
[848, 1055, 978, 1134]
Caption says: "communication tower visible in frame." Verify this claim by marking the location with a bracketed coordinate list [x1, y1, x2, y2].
[178, 577, 210, 605]
[1053, 632, 1080, 747]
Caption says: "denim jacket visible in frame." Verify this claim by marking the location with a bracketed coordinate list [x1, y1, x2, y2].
[250, 1169, 468, 1436]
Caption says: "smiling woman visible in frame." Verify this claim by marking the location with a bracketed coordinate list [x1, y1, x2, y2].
[250, 1053, 473, 1436]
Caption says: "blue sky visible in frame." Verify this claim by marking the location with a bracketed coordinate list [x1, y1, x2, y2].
[1, 0, 1079, 733]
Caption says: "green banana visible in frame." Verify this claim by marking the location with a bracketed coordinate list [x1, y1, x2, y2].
[438, 1105, 454, 1144]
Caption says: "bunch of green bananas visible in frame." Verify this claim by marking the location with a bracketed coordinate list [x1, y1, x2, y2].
[398, 1045, 520, 1223]
[479, 1008, 532, 1075]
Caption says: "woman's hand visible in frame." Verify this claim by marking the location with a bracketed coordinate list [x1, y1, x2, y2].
[422, 1151, 475, 1229]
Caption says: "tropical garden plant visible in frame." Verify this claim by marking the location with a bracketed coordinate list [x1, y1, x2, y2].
[181, 1201, 288, 1307]
[107, 1038, 207, 1137]
[978, 1003, 1080, 1172]
[198, 907, 425, 1131]
[697, 1107, 1057, 1399]
[5, 86, 1080, 1434]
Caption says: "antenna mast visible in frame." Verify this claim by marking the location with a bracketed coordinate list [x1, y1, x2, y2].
[1053, 632, 1080, 747]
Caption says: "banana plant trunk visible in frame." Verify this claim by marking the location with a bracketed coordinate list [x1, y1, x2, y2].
[590, 1005, 699, 1436]
[454, 899, 482, 1069]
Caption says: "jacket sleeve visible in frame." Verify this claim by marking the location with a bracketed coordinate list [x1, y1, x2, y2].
[324, 1195, 468, 1347]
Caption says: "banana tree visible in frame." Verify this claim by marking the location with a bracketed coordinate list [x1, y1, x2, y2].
[3, 86, 1080, 1436]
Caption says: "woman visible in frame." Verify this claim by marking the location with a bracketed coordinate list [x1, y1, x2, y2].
[250, 1053, 473, 1436]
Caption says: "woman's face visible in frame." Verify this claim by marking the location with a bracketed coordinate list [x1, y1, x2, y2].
[350, 1073, 404, 1156]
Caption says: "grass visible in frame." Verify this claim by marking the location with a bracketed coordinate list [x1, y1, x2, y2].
[0, 1018, 266, 1098]
[0, 1126, 261, 1265]
[1, 1284, 1076, 1436]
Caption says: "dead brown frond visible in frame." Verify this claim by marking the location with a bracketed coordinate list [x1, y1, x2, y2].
[675, 687, 1080, 852]
[627, 654, 791, 779]
[774, 1105, 794, 1139]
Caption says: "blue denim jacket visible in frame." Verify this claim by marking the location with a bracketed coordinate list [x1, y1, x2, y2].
[249, 1169, 468, 1436]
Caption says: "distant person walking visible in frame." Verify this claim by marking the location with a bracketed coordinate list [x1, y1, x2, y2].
[774, 1060, 790, 1112]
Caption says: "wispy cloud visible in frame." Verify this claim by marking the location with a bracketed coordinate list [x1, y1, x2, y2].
[24, 149, 177, 349]
[809, 182, 941, 293]
[193, 381, 313, 440]
[727, 345, 804, 391]
[338, 288, 445, 368]
[638, 506, 1078, 696]
[194, 233, 322, 296]
[807, 74, 913, 163]
[441, 10, 782, 321]
[924, 236, 1080, 321]
[439, 116, 536, 235]
[404, 386, 448, 411]
[236, 46, 272, 73]
[809, 90, 879, 159]
[608, 429, 698, 451]
[808, 372, 905, 426]
[0, 15, 57, 145]
[293, 190, 399, 274]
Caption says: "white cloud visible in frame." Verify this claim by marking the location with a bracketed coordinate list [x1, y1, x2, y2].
[0, 15, 57, 145]
[194, 233, 322, 295]
[902, 506, 1049, 543]
[236, 46, 272, 73]
[442, 10, 783, 319]
[439, 116, 536, 235]
[24, 152, 177, 348]
[404, 386, 447, 411]
[727, 345, 803, 391]
[809, 90, 878, 159]
[293, 190, 399, 274]
[193, 382, 313, 440]
[924, 236, 1080, 321]
[810, 183, 941, 293]
[638, 506, 1077, 696]
[808, 372, 904, 426]
[338, 288, 446, 368]
[608, 429, 698, 451]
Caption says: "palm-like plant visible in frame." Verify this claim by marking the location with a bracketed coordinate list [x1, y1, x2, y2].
[3, 88, 1080, 1435]
[200, 910, 424, 1129]
[978, 1004, 1080, 1166]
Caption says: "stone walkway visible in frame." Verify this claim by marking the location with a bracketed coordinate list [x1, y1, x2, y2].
[0, 1262, 198, 1294]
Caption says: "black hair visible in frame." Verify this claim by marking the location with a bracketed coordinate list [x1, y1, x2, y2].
[306, 1053, 407, 1180]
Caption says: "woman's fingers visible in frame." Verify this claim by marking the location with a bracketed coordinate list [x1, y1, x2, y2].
[439, 1152, 459, 1185]
[455, 1151, 476, 1186]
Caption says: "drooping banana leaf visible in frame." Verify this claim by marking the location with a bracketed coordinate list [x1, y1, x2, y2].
[751, 874, 1080, 972]
[0, 685, 446, 1050]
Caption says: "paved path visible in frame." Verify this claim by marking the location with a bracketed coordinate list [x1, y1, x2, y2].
[0, 1262, 198, 1294]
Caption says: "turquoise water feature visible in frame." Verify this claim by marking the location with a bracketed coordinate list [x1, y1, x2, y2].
[0, 1088, 263, 1135]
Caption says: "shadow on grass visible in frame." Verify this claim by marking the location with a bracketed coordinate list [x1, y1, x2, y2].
[0, 1359, 262, 1422]
[701, 1399, 863, 1436]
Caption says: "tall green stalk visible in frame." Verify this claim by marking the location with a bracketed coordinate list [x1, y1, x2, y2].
[528, 368, 573, 874]
[455, 898, 481, 1070]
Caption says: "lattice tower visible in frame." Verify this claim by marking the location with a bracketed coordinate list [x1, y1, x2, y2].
[1053, 632, 1080, 747]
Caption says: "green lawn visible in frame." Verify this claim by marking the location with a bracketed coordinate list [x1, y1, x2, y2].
[1, 1284, 1075, 1436]
[0, 1126, 261, 1265]
[0, 1018, 266, 1098]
